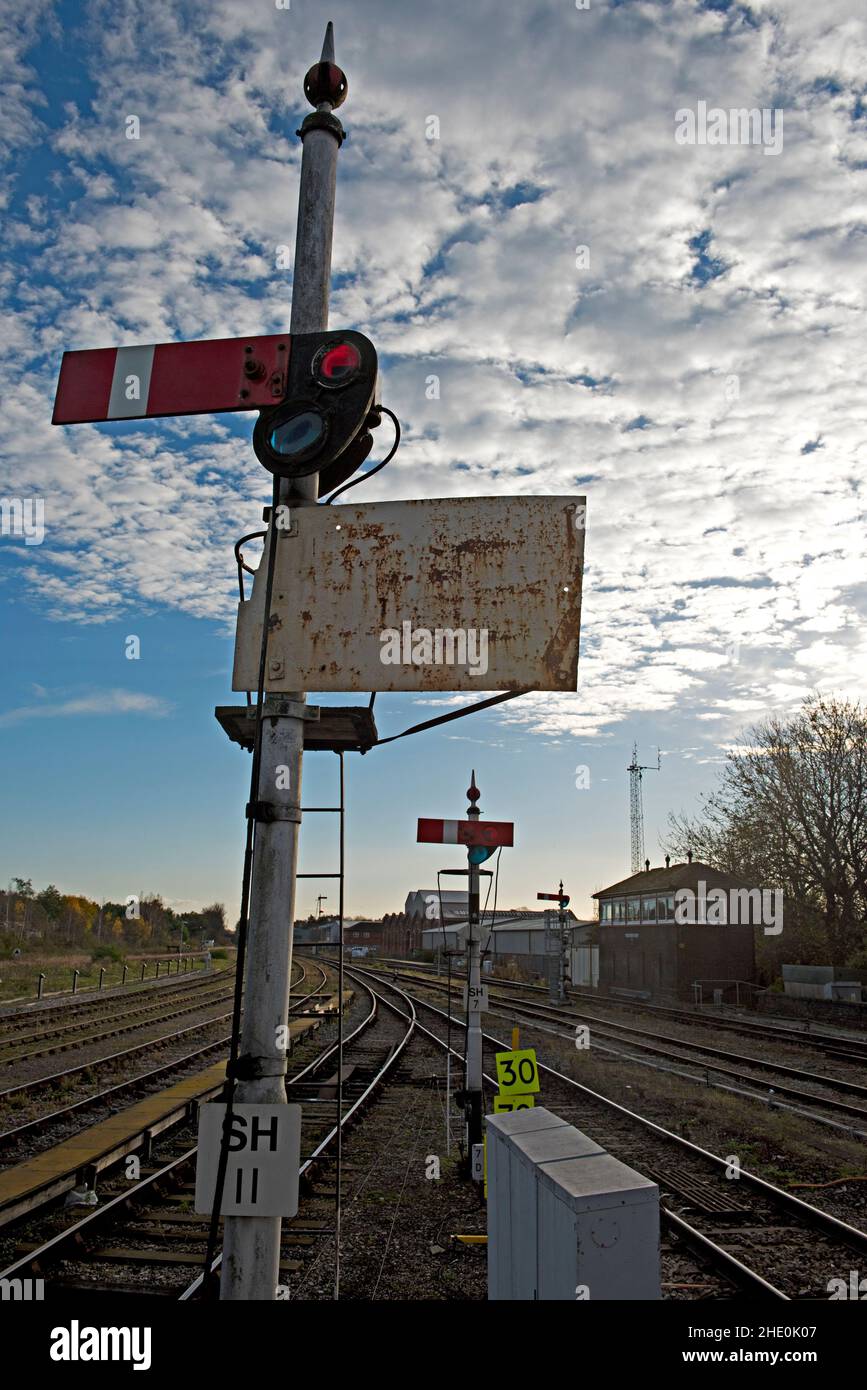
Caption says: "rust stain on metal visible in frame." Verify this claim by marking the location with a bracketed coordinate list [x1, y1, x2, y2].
[233, 496, 586, 694]
[541, 595, 582, 686]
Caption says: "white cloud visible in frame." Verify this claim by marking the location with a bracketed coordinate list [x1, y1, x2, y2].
[1, 0, 866, 752]
[0, 688, 172, 726]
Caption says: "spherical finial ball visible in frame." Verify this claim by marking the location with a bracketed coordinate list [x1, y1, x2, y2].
[467, 782, 481, 803]
[304, 61, 348, 109]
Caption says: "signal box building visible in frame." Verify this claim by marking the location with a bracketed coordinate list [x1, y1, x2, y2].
[593, 858, 758, 1004]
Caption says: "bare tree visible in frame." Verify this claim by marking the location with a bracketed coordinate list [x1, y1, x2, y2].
[666, 695, 867, 966]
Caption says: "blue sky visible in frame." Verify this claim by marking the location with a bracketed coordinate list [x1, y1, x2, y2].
[2, 0, 866, 921]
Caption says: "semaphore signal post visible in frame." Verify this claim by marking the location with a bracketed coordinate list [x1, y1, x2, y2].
[419, 776, 514, 1158]
[538, 882, 571, 1001]
[50, 22, 586, 1299]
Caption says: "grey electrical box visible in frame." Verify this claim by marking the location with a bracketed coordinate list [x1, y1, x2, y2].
[487, 1107, 660, 1300]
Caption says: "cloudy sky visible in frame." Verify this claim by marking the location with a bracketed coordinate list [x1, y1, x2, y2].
[1, 0, 865, 921]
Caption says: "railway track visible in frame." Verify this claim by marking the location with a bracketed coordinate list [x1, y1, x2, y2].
[0, 995, 236, 1112]
[354, 963, 867, 1302]
[4, 955, 859, 1303]
[0, 968, 411, 1301]
[0, 979, 237, 1068]
[364, 963, 867, 1134]
[0, 964, 232, 1041]
[0, 960, 323, 1158]
[376, 956, 867, 1065]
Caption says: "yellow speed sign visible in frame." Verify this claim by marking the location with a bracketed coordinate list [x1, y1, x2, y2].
[492, 1093, 535, 1113]
[495, 1048, 540, 1095]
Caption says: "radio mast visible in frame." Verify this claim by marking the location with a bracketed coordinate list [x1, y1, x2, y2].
[627, 743, 661, 873]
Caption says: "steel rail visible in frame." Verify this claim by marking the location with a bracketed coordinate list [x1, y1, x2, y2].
[352, 966, 867, 1259]
[378, 966, 867, 1127]
[0, 962, 323, 1147]
[0, 1006, 236, 1108]
[0, 964, 358, 1287]
[0, 965, 227, 1034]
[0, 976, 236, 1052]
[178, 974, 410, 1299]
[355, 968, 791, 1302]
[374, 956, 867, 1060]
[370, 963, 867, 1110]
[0, 985, 237, 1068]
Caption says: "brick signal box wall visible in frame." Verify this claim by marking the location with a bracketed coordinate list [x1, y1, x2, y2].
[597, 921, 755, 1002]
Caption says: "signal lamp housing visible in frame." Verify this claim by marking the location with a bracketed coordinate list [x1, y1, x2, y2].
[253, 329, 378, 481]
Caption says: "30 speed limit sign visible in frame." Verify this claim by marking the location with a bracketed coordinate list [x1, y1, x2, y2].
[495, 1048, 540, 1095]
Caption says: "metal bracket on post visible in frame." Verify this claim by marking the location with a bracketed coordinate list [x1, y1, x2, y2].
[297, 110, 346, 146]
[228, 1055, 288, 1081]
[245, 801, 303, 824]
[245, 699, 320, 724]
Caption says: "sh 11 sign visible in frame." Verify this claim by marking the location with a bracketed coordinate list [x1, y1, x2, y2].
[232, 495, 585, 694]
[195, 1103, 301, 1218]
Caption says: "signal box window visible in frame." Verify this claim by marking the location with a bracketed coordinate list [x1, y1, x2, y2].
[658, 895, 675, 923]
[627, 897, 640, 922]
[642, 897, 656, 923]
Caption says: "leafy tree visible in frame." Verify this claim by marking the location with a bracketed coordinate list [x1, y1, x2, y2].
[37, 884, 65, 921]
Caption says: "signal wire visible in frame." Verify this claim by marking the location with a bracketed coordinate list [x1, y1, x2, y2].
[322, 406, 401, 503]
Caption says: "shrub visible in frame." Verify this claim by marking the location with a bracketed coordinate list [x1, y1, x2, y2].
[91, 944, 125, 964]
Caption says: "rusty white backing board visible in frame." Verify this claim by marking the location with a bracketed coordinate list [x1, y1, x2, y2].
[232, 495, 585, 693]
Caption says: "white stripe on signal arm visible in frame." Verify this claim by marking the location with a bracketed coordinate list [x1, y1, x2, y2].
[108, 344, 156, 419]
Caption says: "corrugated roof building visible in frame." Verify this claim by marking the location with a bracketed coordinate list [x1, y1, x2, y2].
[421, 910, 598, 984]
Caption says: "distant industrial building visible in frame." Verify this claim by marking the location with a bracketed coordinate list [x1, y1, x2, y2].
[594, 857, 758, 1003]
[344, 921, 385, 955]
[294, 919, 340, 946]
[420, 910, 598, 984]
[404, 889, 470, 921]
[294, 919, 386, 955]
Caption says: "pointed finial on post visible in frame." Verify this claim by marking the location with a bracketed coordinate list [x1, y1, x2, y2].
[467, 770, 481, 819]
[303, 22, 348, 112]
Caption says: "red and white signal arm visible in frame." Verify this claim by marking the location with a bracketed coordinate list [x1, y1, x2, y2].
[52, 332, 293, 424]
[417, 818, 514, 848]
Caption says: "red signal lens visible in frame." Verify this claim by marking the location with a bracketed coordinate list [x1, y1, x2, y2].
[314, 340, 361, 387]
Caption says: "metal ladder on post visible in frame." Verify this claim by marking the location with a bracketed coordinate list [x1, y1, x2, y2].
[216, 687, 377, 1301]
[297, 750, 346, 1300]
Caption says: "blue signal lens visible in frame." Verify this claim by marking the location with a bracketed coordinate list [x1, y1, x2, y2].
[468, 846, 495, 864]
[270, 410, 325, 457]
